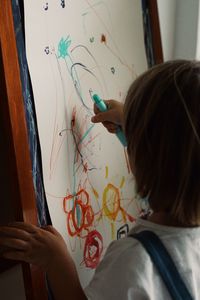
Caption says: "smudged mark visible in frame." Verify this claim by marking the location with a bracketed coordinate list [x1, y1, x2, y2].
[61, 0, 65, 8]
[63, 189, 94, 237]
[44, 46, 50, 55]
[83, 230, 103, 269]
[90, 37, 95, 43]
[105, 166, 108, 178]
[117, 224, 129, 240]
[70, 111, 86, 175]
[119, 176, 125, 189]
[111, 67, 115, 74]
[57, 36, 71, 59]
[101, 34, 107, 44]
[43, 2, 48, 10]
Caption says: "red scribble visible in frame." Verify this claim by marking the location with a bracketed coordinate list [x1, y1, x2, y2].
[71, 107, 76, 128]
[101, 34, 107, 44]
[63, 189, 94, 237]
[83, 230, 103, 269]
[83, 162, 88, 173]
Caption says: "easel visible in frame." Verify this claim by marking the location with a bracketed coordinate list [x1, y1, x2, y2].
[0, 0, 48, 299]
[0, 0, 162, 299]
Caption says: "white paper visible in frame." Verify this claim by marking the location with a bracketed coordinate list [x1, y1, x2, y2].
[24, 0, 147, 287]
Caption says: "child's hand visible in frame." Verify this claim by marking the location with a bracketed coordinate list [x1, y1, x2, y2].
[0, 222, 69, 271]
[0, 223, 87, 299]
[91, 99, 124, 133]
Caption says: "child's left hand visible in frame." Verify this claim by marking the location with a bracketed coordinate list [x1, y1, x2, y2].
[0, 222, 69, 271]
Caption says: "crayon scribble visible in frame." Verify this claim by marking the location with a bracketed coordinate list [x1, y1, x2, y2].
[58, 36, 71, 58]
[83, 230, 103, 269]
[39, 4, 140, 271]
[61, 0, 65, 8]
[101, 34, 107, 44]
[43, 2, 48, 10]
[111, 67, 115, 74]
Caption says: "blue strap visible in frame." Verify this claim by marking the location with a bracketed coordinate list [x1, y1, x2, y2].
[130, 230, 193, 300]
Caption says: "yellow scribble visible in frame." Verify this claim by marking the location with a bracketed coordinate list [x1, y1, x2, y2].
[119, 176, 125, 189]
[102, 183, 120, 221]
[92, 187, 99, 199]
[105, 166, 108, 178]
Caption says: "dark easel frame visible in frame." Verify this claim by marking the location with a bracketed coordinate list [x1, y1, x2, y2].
[0, 0, 162, 299]
[147, 0, 163, 64]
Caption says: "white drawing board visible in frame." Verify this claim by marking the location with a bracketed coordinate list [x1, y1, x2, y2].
[24, 0, 148, 287]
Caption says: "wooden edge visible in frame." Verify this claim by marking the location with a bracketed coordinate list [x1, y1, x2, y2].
[0, 1, 48, 299]
[148, 0, 164, 63]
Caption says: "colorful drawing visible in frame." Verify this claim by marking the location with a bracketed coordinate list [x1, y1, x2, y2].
[24, 0, 148, 287]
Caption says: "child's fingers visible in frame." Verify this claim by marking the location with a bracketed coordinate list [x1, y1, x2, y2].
[107, 128, 118, 134]
[8, 222, 38, 233]
[0, 237, 28, 250]
[41, 225, 60, 235]
[93, 103, 100, 115]
[0, 227, 31, 240]
[91, 111, 116, 124]
[2, 250, 26, 261]
[102, 121, 118, 133]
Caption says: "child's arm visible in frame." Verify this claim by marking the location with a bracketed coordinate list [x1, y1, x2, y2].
[91, 99, 124, 133]
[0, 223, 86, 300]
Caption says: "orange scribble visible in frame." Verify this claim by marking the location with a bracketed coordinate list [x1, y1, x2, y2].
[101, 33, 107, 44]
[63, 189, 94, 237]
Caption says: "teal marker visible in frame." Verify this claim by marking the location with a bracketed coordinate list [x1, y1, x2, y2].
[91, 93, 127, 147]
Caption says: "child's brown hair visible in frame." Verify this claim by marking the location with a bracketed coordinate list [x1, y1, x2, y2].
[124, 60, 200, 225]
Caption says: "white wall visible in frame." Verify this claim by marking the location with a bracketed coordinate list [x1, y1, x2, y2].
[196, 1, 200, 59]
[174, 0, 200, 59]
[157, 0, 177, 61]
[157, 0, 200, 61]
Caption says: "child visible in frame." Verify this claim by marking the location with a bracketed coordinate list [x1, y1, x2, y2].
[0, 60, 200, 300]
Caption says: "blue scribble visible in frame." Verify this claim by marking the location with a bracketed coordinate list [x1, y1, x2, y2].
[57, 36, 71, 59]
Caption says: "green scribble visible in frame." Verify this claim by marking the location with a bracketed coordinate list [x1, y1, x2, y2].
[57, 36, 72, 59]
[90, 37, 95, 43]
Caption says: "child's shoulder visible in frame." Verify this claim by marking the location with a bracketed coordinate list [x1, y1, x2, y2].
[85, 219, 200, 300]
[104, 217, 200, 269]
